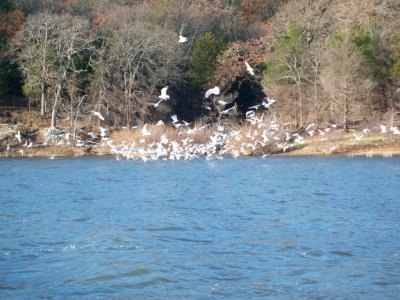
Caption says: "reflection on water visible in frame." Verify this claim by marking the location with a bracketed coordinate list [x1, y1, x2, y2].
[0, 157, 400, 298]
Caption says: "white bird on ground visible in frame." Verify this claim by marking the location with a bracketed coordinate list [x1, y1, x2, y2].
[99, 126, 108, 137]
[205, 86, 220, 99]
[380, 125, 387, 133]
[178, 34, 188, 43]
[156, 120, 164, 126]
[92, 111, 105, 121]
[159, 86, 170, 101]
[245, 61, 254, 76]
[218, 100, 228, 106]
[363, 128, 370, 134]
[390, 126, 400, 135]
[171, 114, 178, 123]
[353, 133, 364, 141]
[87, 132, 96, 139]
[141, 124, 151, 136]
[15, 131, 22, 143]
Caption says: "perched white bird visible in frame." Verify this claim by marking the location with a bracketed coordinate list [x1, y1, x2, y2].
[380, 125, 387, 133]
[204, 86, 220, 99]
[156, 120, 164, 126]
[92, 111, 105, 121]
[15, 131, 22, 143]
[218, 100, 228, 106]
[159, 86, 170, 101]
[178, 35, 188, 43]
[171, 114, 178, 123]
[245, 61, 254, 76]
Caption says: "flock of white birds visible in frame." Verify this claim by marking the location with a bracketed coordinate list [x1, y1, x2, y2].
[6, 33, 400, 159]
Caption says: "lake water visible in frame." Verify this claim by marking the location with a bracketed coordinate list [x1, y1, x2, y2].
[0, 157, 399, 299]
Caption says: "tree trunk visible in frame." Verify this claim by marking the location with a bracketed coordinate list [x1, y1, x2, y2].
[51, 84, 62, 128]
[41, 22, 48, 117]
[40, 83, 45, 117]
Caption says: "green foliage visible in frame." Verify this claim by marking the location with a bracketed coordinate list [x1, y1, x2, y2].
[188, 32, 225, 88]
[264, 22, 307, 84]
[0, 57, 22, 95]
[389, 36, 400, 81]
[352, 27, 383, 78]
[0, 0, 10, 13]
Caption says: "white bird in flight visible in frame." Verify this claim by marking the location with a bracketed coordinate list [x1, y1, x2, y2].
[171, 114, 178, 123]
[159, 86, 170, 101]
[15, 131, 22, 143]
[92, 111, 105, 121]
[353, 133, 364, 141]
[245, 61, 254, 76]
[179, 35, 188, 43]
[204, 86, 220, 99]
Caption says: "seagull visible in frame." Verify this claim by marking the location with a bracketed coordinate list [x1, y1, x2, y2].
[390, 126, 400, 135]
[141, 124, 151, 136]
[353, 133, 364, 141]
[245, 61, 254, 76]
[87, 132, 96, 139]
[222, 105, 236, 114]
[149, 99, 164, 108]
[362, 128, 370, 134]
[204, 86, 220, 99]
[99, 126, 108, 137]
[15, 131, 22, 143]
[92, 111, 105, 121]
[178, 34, 188, 43]
[159, 86, 170, 101]
[171, 115, 178, 123]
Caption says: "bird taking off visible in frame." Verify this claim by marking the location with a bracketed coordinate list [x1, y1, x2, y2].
[245, 61, 254, 76]
[159, 86, 170, 101]
[204, 86, 220, 99]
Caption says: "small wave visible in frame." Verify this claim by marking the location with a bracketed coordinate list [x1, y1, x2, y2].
[329, 250, 354, 257]
[122, 268, 151, 277]
[147, 226, 186, 232]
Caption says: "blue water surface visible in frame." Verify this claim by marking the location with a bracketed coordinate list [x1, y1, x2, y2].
[0, 157, 399, 299]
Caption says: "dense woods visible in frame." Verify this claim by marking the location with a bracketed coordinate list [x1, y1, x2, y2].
[1, 0, 399, 130]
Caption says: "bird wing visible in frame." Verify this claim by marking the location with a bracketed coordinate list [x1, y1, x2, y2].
[161, 86, 168, 96]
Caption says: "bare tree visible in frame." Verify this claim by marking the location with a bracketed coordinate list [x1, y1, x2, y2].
[320, 33, 375, 129]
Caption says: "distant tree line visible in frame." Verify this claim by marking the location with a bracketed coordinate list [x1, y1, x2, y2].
[0, 0, 399, 129]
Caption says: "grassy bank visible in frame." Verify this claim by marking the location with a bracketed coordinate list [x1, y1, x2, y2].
[1, 109, 399, 159]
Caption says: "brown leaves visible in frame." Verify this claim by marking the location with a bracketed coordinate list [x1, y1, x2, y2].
[0, 10, 26, 41]
[214, 39, 267, 89]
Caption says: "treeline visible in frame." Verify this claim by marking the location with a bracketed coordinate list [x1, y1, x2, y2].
[0, 0, 399, 129]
